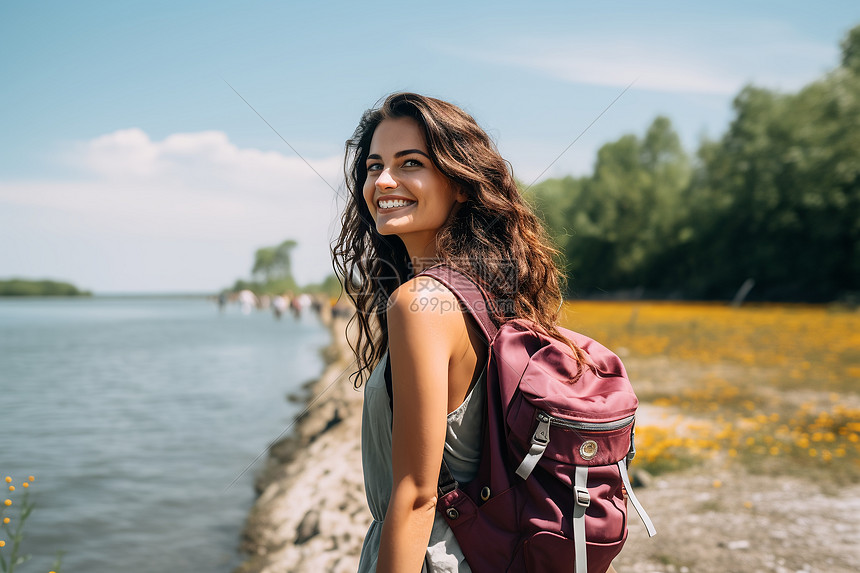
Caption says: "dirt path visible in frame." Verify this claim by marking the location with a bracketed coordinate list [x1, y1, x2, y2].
[616, 463, 860, 573]
[615, 354, 860, 572]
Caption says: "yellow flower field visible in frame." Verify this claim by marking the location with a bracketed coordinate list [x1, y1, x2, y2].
[560, 301, 860, 483]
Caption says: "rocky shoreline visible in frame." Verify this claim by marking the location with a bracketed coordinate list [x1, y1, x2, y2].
[234, 314, 371, 573]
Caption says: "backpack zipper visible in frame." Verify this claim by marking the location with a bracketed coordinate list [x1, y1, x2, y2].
[536, 411, 635, 433]
[515, 411, 637, 479]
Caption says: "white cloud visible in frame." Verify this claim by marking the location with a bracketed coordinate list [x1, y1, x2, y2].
[489, 39, 740, 95]
[450, 22, 835, 95]
[72, 128, 342, 198]
[0, 129, 347, 291]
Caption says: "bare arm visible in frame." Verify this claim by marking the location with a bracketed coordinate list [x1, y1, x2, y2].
[376, 279, 463, 573]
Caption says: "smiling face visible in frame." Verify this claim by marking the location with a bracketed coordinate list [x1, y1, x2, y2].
[363, 117, 466, 263]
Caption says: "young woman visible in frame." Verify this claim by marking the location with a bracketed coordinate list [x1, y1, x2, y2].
[332, 93, 601, 572]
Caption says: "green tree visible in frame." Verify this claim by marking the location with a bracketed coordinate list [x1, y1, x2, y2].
[522, 175, 586, 268]
[530, 117, 690, 295]
[678, 25, 860, 300]
[252, 240, 297, 284]
[841, 24, 860, 74]
[526, 24, 860, 301]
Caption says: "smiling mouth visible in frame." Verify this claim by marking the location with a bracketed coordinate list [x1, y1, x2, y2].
[377, 199, 417, 211]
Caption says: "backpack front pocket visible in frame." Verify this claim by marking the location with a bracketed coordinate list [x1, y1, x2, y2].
[521, 530, 625, 573]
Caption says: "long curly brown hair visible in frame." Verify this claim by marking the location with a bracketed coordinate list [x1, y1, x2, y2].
[331, 92, 587, 388]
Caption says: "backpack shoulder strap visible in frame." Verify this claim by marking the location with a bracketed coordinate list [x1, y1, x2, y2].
[385, 263, 496, 408]
[385, 263, 496, 410]
[416, 264, 499, 342]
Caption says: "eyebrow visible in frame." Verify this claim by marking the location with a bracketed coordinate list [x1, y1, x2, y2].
[367, 149, 431, 161]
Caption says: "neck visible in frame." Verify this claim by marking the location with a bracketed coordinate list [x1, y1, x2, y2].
[410, 255, 441, 274]
[402, 236, 441, 275]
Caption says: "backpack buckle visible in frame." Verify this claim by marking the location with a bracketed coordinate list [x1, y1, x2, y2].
[574, 485, 591, 508]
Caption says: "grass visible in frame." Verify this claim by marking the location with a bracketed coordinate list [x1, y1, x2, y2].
[560, 301, 860, 483]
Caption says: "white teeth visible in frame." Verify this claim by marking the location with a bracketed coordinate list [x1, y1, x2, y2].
[378, 199, 415, 209]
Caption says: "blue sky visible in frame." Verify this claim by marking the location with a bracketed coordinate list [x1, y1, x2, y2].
[1, 1, 857, 293]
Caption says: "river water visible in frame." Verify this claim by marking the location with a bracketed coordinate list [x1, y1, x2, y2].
[0, 296, 331, 572]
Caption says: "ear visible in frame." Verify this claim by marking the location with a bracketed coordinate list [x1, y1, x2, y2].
[454, 187, 468, 203]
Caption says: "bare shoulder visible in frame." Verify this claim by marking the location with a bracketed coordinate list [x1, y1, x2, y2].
[387, 275, 464, 330]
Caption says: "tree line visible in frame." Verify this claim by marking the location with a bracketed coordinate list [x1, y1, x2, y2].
[525, 25, 860, 302]
[0, 279, 91, 297]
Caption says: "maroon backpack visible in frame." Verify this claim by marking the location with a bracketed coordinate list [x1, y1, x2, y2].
[414, 264, 656, 573]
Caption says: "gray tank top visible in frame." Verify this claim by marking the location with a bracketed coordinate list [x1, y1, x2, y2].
[357, 349, 485, 573]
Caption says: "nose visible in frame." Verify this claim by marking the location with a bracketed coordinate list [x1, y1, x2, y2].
[376, 168, 397, 190]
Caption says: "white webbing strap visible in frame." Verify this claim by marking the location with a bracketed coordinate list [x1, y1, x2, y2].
[516, 416, 551, 480]
[617, 459, 657, 537]
[515, 440, 548, 480]
[572, 465, 590, 573]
